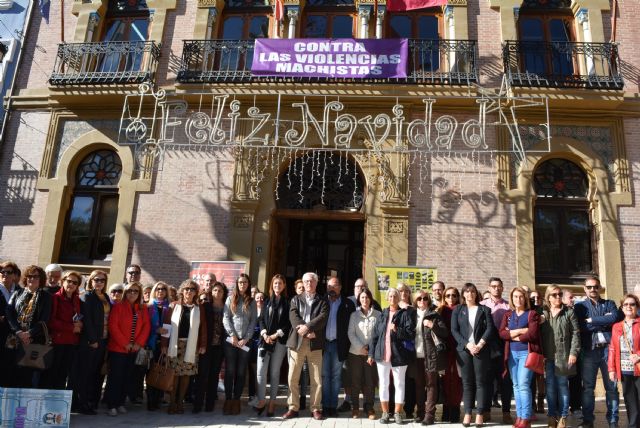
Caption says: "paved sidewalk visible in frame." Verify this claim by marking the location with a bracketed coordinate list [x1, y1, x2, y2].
[70, 400, 619, 428]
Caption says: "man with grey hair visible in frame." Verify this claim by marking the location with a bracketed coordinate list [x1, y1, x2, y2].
[44, 263, 63, 295]
[284, 272, 329, 420]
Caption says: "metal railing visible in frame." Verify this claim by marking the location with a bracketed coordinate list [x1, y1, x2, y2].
[177, 38, 478, 85]
[503, 40, 623, 89]
[49, 41, 161, 85]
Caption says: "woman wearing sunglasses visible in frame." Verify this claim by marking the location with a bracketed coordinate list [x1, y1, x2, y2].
[6, 265, 52, 388]
[74, 270, 110, 415]
[540, 285, 580, 428]
[438, 286, 463, 423]
[608, 294, 640, 428]
[161, 280, 207, 414]
[105, 281, 150, 417]
[145, 281, 171, 411]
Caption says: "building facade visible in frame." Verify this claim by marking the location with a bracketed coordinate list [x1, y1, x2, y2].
[1, 0, 639, 300]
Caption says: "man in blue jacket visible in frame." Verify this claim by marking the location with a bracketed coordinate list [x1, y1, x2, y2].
[574, 276, 622, 428]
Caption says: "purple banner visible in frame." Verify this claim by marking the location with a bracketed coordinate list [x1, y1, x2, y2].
[251, 38, 408, 79]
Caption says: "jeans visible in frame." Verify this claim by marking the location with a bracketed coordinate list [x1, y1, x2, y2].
[223, 342, 250, 400]
[257, 341, 287, 401]
[545, 360, 569, 418]
[581, 347, 619, 423]
[508, 350, 534, 419]
[322, 340, 342, 409]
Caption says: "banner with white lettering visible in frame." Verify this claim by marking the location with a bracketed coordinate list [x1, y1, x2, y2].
[251, 38, 408, 78]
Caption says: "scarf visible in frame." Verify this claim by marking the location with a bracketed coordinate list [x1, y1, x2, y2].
[17, 288, 41, 329]
[168, 304, 200, 364]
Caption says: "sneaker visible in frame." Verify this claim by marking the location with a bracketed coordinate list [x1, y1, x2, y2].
[247, 396, 258, 407]
[107, 408, 118, 417]
[395, 412, 406, 424]
[380, 412, 391, 424]
[117, 406, 127, 414]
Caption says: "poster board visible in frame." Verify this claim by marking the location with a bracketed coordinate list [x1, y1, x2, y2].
[374, 266, 437, 308]
[0, 388, 72, 427]
[190, 261, 246, 292]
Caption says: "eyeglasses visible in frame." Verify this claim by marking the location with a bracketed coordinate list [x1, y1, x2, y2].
[445, 294, 458, 298]
[549, 292, 563, 298]
[415, 296, 428, 302]
[585, 285, 600, 290]
[156, 288, 167, 292]
[0, 270, 14, 275]
[126, 289, 140, 294]
[93, 278, 106, 283]
[127, 271, 141, 276]
[623, 302, 637, 307]
[111, 290, 123, 294]
[26, 274, 40, 280]
[65, 279, 79, 285]
[184, 288, 197, 292]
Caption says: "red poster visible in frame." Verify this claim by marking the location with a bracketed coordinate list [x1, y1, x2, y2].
[190, 261, 246, 292]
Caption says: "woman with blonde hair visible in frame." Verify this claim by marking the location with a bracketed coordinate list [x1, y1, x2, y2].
[540, 285, 580, 428]
[222, 273, 257, 414]
[161, 280, 207, 414]
[74, 270, 111, 414]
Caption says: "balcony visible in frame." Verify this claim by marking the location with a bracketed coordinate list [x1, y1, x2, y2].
[503, 40, 623, 89]
[49, 41, 161, 86]
[177, 39, 478, 85]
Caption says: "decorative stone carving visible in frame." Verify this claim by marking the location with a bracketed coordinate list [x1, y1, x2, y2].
[233, 214, 253, 229]
[198, 0, 217, 7]
[386, 219, 405, 234]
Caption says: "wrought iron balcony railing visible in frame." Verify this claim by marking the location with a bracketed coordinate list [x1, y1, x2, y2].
[177, 39, 478, 85]
[49, 41, 161, 86]
[503, 40, 623, 89]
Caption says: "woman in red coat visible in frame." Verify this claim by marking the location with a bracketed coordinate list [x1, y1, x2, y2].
[42, 270, 83, 390]
[104, 282, 150, 417]
[608, 294, 640, 428]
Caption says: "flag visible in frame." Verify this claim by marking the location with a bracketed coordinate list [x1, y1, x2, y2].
[39, 0, 50, 23]
[386, 0, 447, 12]
[274, 0, 284, 22]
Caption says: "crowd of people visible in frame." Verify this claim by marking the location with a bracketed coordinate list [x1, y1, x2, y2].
[0, 259, 639, 428]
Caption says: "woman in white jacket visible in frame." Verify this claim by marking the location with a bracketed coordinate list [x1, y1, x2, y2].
[161, 280, 207, 414]
[347, 288, 381, 419]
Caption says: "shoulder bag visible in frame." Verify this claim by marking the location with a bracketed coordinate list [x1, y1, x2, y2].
[146, 354, 175, 392]
[16, 321, 54, 370]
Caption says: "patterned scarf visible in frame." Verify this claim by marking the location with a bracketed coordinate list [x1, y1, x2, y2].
[17, 288, 41, 329]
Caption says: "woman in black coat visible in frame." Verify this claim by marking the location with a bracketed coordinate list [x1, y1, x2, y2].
[73, 270, 111, 414]
[415, 290, 449, 425]
[255, 274, 291, 416]
[370, 287, 417, 424]
[451, 282, 496, 427]
[6, 265, 52, 388]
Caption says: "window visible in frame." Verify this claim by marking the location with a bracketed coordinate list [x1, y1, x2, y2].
[533, 158, 595, 284]
[518, 13, 575, 78]
[303, 0, 355, 38]
[219, 13, 269, 70]
[388, 13, 441, 73]
[99, 0, 150, 73]
[60, 150, 122, 265]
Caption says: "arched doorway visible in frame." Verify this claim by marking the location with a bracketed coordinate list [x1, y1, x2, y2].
[268, 153, 366, 296]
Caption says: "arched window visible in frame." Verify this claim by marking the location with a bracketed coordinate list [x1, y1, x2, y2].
[60, 150, 122, 265]
[533, 158, 595, 284]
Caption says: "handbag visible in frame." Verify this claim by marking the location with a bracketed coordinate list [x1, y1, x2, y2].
[525, 344, 545, 375]
[135, 347, 151, 367]
[16, 321, 54, 370]
[146, 354, 175, 392]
